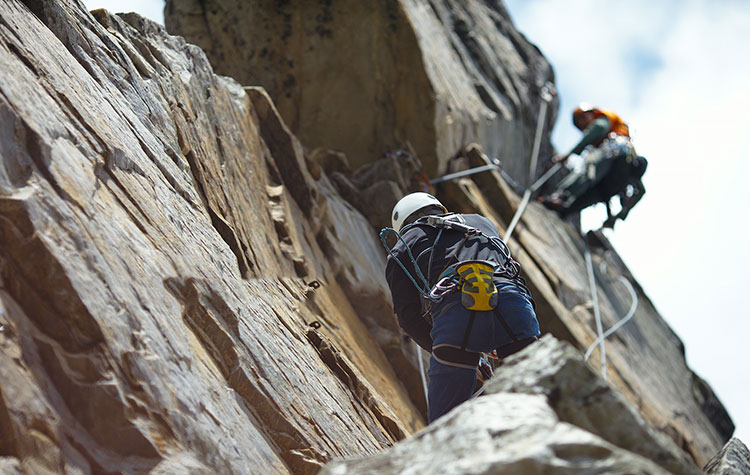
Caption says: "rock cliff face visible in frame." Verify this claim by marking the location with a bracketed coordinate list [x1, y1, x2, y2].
[0, 0, 738, 473]
[1, 1, 420, 472]
[164, 0, 556, 180]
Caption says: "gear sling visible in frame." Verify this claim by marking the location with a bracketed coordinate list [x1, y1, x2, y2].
[380, 214, 531, 368]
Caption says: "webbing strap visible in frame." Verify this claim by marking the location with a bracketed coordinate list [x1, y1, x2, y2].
[460, 310, 476, 350]
[379, 227, 431, 297]
[493, 307, 518, 341]
[433, 345, 481, 369]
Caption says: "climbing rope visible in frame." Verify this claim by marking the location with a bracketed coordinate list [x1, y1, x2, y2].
[503, 83, 557, 242]
[584, 259, 639, 362]
[379, 227, 431, 297]
[584, 238, 607, 381]
[527, 83, 555, 187]
[429, 158, 502, 185]
[415, 341, 429, 409]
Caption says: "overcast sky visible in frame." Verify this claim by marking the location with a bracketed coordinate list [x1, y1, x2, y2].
[82, 0, 749, 444]
[503, 0, 750, 444]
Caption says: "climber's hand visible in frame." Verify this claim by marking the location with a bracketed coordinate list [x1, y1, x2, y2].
[477, 356, 493, 382]
[602, 216, 617, 229]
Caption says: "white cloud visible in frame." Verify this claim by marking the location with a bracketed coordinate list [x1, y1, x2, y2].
[81, 0, 165, 24]
[506, 0, 750, 443]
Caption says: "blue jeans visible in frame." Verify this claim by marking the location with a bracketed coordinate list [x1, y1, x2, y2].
[427, 283, 539, 422]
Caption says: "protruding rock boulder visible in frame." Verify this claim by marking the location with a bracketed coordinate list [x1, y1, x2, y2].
[323, 336, 682, 475]
[704, 438, 750, 475]
[485, 335, 701, 474]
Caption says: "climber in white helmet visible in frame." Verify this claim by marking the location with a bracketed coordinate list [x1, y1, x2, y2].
[383, 192, 541, 422]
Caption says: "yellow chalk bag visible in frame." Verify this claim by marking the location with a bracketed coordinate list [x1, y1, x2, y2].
[456, 261, 498, 311]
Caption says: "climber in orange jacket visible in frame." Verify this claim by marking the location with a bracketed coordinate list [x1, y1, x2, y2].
[540, 104, 646, 228]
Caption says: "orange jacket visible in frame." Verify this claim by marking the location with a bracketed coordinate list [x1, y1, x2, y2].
[594, 109, 630, 137]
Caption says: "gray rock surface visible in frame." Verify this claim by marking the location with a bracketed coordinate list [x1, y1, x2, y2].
[704, 438, 750, 475]
[164, 0, 556, 179]
[485, 335, 701, 474]
[323, 391, 671, 475]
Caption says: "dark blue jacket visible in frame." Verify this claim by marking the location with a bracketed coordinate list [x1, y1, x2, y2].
[385, 214, 517, 351]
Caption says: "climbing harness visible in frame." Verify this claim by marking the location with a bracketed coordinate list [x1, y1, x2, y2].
[379, 227, 432, 298]
[380, 214, 515, 302]
[599, 134, 635, 161]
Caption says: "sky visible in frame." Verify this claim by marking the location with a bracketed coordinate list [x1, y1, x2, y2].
[502, 0, 750, 445]
[82, 0, 749, 445]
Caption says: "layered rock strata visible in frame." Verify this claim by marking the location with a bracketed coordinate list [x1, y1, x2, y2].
[703, 438, 750, 474]
[0, 1, 423, 472]
[165, 0, 557, 180]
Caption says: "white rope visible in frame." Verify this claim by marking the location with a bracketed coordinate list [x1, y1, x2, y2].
[503, 189, 532, 242]
[530, 162, 562, 193]
[415, 341, 429, 408]
[528, 109, 548, 187]
[503, 163, 564, 242]
[584, 241, 607, 380]
[430, 162, 500, 184]
[503, 84, 557, 243]
[584, 272, 639, 361]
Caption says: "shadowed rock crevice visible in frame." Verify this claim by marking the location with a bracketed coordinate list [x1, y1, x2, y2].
[0, 391, 18, 457]
[34, 339, 161, 459]
[166, 277, 328, 474]
[184, 148, 254, 279]
[306, 327, 406, 444]
[692, 372, 735, 442]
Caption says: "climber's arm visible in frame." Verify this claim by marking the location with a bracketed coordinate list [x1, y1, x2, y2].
[385, 255, 433, 352]
[396, 304, 433, 351]
[570, 117, 611, 155]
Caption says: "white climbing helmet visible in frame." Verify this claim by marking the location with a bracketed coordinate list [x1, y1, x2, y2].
[391, 192, 447, 232]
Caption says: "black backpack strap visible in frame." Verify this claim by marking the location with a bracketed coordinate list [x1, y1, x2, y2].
[433, 344, 480, 369]
[460, 310, 477, 350]
[493, 308, 519, 341]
